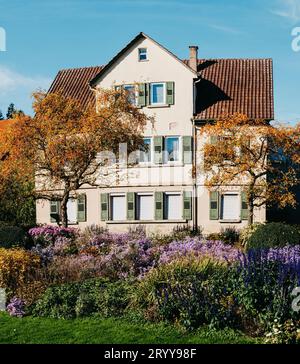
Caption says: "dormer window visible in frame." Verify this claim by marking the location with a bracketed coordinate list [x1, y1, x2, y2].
[138, 48, 147, 61]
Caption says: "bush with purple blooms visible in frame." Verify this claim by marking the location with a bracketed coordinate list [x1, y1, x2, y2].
[7, 297, 26, 317]
[28, 225, 78, 247]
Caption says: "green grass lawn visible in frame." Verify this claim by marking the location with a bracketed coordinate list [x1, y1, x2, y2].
[0, 313, 261, 344]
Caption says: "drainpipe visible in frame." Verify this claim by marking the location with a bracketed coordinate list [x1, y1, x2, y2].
[191, 77, 202, 232]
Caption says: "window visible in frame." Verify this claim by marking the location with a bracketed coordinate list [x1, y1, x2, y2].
[110, 194, 126, 221]
[140, 137, 152, 163]
[137, 194, 154, 220]
[138, 48, 147, 61]
[165, 136, 179, 162]
[123, 84, 136, 105]
[150, 83, 166, 105]
[67, 198, 77, 224]
[164, 193, 181, 220]
[221, 194, 239, 220]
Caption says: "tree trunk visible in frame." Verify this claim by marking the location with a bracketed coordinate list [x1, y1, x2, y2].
[247, 186, 255, 225]
[248, 199, 254, 225]
[60, 186, 70, 227]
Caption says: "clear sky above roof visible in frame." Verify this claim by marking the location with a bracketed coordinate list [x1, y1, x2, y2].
[0, 0, 299, 123]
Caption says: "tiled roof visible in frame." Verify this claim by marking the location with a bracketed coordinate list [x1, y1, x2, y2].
[0, 119, 16, 130]
[191, 58, 274, 120]
[48, 66, 104, 110]
[49, 58, 274, 120]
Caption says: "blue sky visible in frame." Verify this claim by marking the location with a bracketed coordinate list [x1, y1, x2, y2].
[0, 0, 300, 123]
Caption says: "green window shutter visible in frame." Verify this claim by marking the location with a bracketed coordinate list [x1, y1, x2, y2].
[209, 191, 219, 220]
[77, 194, 87, 222]
[50, 200, 60, 223]
[166, 82, 174, 105]
[182, 136, 192, 164]
[154, 136, 164, 164]
[137, 83, 146, 107]
[127, 192, 135, 220]
[101, 193, 109, 221]
[183, 191, 192, 220]
[145, 83, 150, 106]
[210, 135, 218, 145]
[155, 192, 164, 220]
[241, 192, 249, 220]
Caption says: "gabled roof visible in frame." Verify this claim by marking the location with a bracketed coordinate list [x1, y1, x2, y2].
[188, 58, 274, 120]
[48, 65, 104, 109]
[89, 32, 198, 87]
[48, 33, 274, 121]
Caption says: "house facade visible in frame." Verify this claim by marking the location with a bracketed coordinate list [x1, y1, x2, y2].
[36, 32, 274, 234]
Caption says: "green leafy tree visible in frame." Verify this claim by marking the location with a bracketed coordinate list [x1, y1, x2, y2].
[0, 110, 4, 120]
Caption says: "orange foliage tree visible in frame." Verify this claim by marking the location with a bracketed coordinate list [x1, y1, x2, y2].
[200, 114, 300, 225]
[0, 90, 150, 227]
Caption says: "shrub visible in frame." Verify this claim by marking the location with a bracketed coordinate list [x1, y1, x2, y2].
[239, 223, 261, 247]
[31, 278, 135, 319]
[245, 223, 300, 249]
[158, 238, 241, 265]
[0, 225, 27, 249]
[139, 256, 234, 329]
[207, 227, 240, 245]
[6, 297, 26, 317]
[0, 248, 41, 296]
[139, 245, 300, 333]
[150, 225, 202, 246]
[28, 225, 78, 247]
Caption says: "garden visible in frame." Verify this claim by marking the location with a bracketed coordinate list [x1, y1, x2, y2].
[0, 222, 300, 344]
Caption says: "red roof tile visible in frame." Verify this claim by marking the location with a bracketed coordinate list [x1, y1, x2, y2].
[49, 59, 274, 120]
[48, 66, 104, 110]
[189, 58, 274, 120]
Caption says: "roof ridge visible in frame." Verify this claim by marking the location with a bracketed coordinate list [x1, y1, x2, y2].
[58, 65, 104, 72]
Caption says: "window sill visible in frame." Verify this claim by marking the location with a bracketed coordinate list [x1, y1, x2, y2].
[106, 219, 188, 224]
[219, 219, 242, 223]
[147, 104, 170, 109]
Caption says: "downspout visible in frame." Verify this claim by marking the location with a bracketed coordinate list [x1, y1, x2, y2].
[192, 76, 202, 232]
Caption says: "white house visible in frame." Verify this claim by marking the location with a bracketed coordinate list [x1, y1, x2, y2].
[36, 32, 274, 234]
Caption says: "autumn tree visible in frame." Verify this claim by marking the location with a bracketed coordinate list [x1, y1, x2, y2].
[0, 89, 150, 227]
[200, 114, 300, 225]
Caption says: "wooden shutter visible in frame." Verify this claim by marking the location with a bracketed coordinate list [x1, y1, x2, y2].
[137, 83, 146, 107]
[77, 194, 86, 222]
[155, 192, 164, 220]
[183, 191, 192, 220]
[166, 82, 174, 105]
[210, 135, 218, 145]
[154, 136, 163, 164]
[101, 193, 109, 221]
[50, 200, 60, 223]
[241, 192, 249, 220]
[127, 192, 135, 220]
[182, 136, 192, 164]
[209, 191, 219, 220]
[145, 83, 150, 105]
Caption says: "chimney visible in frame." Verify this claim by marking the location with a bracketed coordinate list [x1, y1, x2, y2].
[189, 45, 198, 72]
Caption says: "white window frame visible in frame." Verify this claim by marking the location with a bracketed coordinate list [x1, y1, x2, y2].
[220, 193, 241, 221]
[164, 192, 182, 220]
[150, 82, 166, 105]
[164, 136, 181, 164]
[137, 192, 154, 221]
[123, 84, 137, 105]
[138, 48, 148, 61]
[110, 193, 126, 221]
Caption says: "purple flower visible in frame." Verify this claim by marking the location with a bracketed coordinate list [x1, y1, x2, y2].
[7, 297, 25, 317]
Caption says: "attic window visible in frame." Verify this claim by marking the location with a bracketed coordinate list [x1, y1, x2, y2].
[138, 48, 147, 61]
